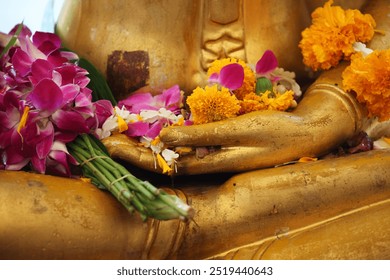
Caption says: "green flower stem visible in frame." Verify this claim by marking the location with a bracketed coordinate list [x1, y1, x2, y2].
[68, 144, 135, 213]
[68, 142, 134, 204]
[67, 134, 193, 221]
[76, 136, 156, 201]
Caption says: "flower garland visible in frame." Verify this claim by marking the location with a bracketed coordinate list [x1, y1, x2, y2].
[0, 24, 192, 221]
[342, 49, 390, 121]
[300, 0, 390, 149]
[97, 50, 302, 174]
[299, 0, 376, 71]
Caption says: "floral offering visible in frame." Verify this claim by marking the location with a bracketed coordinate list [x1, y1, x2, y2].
[299, 0, 376, 71]
[0, 24, 192, 221]
[343, 49, 390, 121]
[187, 50, 301, 124]
[96, 49, 302, 174]
[0, 24, 104, 175]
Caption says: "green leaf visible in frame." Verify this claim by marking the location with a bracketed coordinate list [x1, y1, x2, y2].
[77, 57, 118, 106]
[0, 23, 24, 59]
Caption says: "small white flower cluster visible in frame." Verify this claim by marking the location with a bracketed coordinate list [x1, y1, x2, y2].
[96, 106, 139, 139]
[96, 106, 184, 174]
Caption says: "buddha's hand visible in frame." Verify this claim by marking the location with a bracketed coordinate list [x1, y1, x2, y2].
[103, 84, 361, 175]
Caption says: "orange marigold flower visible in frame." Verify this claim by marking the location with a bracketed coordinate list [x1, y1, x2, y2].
[239, 92, 267, 114]
[239, 90, 295, 114]
[261, 90, 295, 111]
[342, 50, 390, 121]
[207, 58, 256, 100]
[299, 0, 376, 71]
[186, 85, 240, 124]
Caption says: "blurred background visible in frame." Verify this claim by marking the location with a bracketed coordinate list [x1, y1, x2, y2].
[0, 0, 64, 33]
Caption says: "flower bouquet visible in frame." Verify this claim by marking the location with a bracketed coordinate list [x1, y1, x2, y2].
[299, 0, 390, 149]
[0, 23, 192, 221]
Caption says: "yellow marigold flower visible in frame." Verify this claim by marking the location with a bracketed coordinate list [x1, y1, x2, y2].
[299, 0, 376, 71]
[342, 50, 390, 121]
[186, 84, 240, 124]
[239, 90, 295, 114]
[261, 90, 295, 111]
[207, 58, 255, 100]
[239, 92, 266, 114]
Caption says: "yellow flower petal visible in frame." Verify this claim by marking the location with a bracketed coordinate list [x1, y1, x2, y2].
[156, 153, 172, 174]
[17, 106, 30, 140]
[298, 157, 318, 163]
[299, 0, 376, 71]
[80, 177, 92, 183]
[186, 85, 240, 124]
[342, 49, 390, 121]
[116, 115, 128, 133]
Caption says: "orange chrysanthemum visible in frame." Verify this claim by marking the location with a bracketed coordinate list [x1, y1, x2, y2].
[299, 0, 376, 71]
[186, 85, 240, 124]
[239, 92, 267, 114]
[239, 90, 295, 114]
[261, 90, 295, 111]
[342, 50, 390, 121]
[207, 58, 256, 100]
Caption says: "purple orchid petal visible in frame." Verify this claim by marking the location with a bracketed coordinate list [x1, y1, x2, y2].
[54, 131, 78, 143]
[208, 72, 219, 83]
[125, 122, 150, 137]
[18, 35, 46, 60]
[28, 78, 63, 112]
[145, 121, 163, 139]
[61, 84, 80, 104]
[59, 51, 79, 61]
[0, 129, 14, 148]
[155, 85, 182, 109]
[30, 59, 53, 84]
[35, 122, 54, 159]
[32, 31, 61, 56]
[255, 50, 278, 75]
[4, 110, 19, 129]
[47, 149, 72, 176]
[9, 24, 32, 37]
[52, 109, 90, 133]
[219, 63, 244, 90]
[12, 49, 33, 77]
[46, 53, 68, 67]
[56, 64, 77, 85]
[2, 147, 30, 170]
[118, 92, 154, 113]
[94, 99, 114, 126]
[31, 156, 46, 173]
[74, 73, 90, 88]
[74, 90, 92, 108]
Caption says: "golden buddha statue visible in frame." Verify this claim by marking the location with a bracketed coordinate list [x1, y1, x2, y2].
[1, 0, 390, 260]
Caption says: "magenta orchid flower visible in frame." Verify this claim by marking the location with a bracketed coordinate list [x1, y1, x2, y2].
[118, 84, 184, 138]
[255, 49, 278, 78]
[255, 50, 302, 97]
[118, 84, 182, 114]
[0, 24, 112, 176]
[209, 63, 244, 90]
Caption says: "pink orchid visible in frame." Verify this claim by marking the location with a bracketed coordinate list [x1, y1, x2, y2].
[255, 49, 278, 78]
[118, 84, 182, 114]
[0, 24, 112, 176]
[209, 63, 244, 90]
[118, 85, 184, 138]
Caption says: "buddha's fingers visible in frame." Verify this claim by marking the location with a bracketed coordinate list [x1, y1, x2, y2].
[175, 146, 303, 175]
[102, 134, 302, 175]
[160, 110, 303, 147]
[102, 134, 163, 173]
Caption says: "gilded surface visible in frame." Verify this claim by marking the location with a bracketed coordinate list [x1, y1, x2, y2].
[1, 0, 389, 259]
